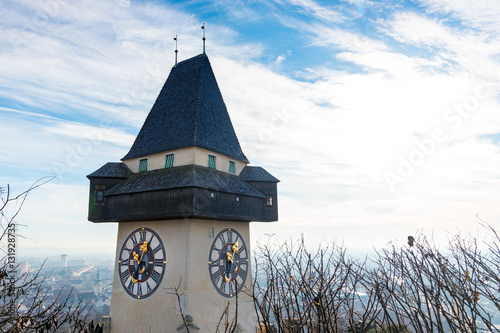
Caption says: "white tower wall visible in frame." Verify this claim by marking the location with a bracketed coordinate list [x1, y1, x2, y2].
[109, 219, 255, 333]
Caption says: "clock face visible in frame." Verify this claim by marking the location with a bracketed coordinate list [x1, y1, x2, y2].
[118, 227, 166, 299]
[208, 228, 249, 298]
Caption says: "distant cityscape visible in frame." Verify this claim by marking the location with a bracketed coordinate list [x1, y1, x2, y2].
[16, 252, 114, 320]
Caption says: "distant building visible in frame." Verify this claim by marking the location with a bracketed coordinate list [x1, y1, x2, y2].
[93, 267, 102, 295]
[60, 254, 68, 267]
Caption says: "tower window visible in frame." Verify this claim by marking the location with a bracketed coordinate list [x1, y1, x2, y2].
[266, 195, 273, 206]
[208, 154, 216, 169]
[138, 158, 148, 172]
[229, 160, 236, 174]
[96, 190, 104, 202]
[165, 153, 174, 168]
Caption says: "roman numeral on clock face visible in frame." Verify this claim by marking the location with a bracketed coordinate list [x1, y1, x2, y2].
[127, 280, 134, 293]
[238, 267, 247, 280]
[151, 270, 161, 283]
[220, 278, 226, 293]
[130, 234, 137, 246]
[212, 270, 221, 284]
[121, 269, 130, 281]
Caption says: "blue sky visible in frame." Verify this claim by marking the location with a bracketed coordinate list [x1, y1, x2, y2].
[1, 0, 500, 256]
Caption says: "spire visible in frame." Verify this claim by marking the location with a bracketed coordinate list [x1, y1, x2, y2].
[201, 23, 206, 55]
[95, 267, 101, 284]
[173, 35, 178, 68]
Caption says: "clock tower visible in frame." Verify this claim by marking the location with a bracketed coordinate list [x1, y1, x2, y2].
[87, 53, 278, 332]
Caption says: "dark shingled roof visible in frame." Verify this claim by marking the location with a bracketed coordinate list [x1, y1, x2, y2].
[105, 165, 264, 198]
[87, 162, 133, 179]
[239, 166, 279, 182]
[122, 54, 248, 162]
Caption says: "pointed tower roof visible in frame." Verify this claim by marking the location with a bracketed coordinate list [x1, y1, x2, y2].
[122, 54, 248, 163]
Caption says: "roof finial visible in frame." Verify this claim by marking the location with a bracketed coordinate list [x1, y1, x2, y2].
[173, 35, 178, 68]
[201, 23, 206, 55]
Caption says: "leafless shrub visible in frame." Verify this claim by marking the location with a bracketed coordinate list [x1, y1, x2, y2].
[365, 226, 500, 333]
[251, 236, 379, 332]
[0, 179, 93, 332]
[251, 227, 500, 333]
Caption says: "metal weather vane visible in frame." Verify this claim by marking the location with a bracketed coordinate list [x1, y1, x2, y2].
[202, 23, 206, 54]
[173, 35, 178, 67]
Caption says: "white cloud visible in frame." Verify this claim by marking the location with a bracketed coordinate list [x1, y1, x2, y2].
[0, 108, 133, 185]
[286, 0, 345, 24]
[275, 54, 286, 65]
[0, 0, 262, 129]
[274, 50, 292, 65]
[44, 122, 135, 147]
[382, 11, 500, 84]
[418, 0, 500, 34]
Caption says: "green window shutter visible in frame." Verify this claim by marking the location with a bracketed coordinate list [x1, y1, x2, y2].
[229, 161, 236, 174]
[139, 159, 148, 172]
[165, 154, 174, 168]
[208, 155, 216, 169]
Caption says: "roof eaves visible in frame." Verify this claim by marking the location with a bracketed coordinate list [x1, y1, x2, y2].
[239, 166, 280, 182]
[86, 162, 133, 179]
